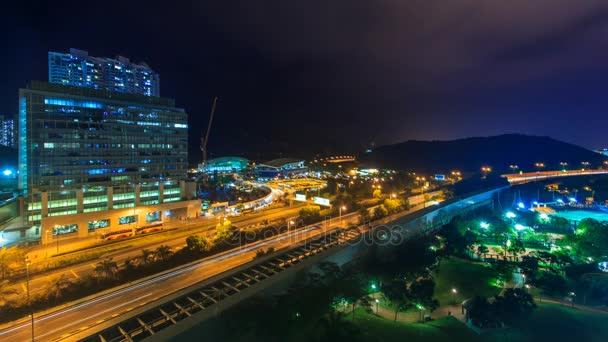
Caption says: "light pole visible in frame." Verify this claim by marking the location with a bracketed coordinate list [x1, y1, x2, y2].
[570, 292, 576, 307]
[375, 298, 380, 314]
[25, 256, 34, 341]
[44, 230, 50, 259]
[339, 206, 346, 224]
[53, 225, 59, 255]
[451, 288, 458, 305]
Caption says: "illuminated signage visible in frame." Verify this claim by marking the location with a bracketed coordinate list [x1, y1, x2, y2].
[434, 174, 445, 180]
[295, 194, 307, 202]
[313, 197, 331, 206]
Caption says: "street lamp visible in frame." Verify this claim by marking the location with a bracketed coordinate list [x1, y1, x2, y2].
[53, 225, 60, 254]
[25, 256, 34, 341]
[570, 292, 576, 307]
[452, 288, 458, 304]
[288, 220, 295, 233]
[375, 298, 380, 314]
[339, 206, 346, 224]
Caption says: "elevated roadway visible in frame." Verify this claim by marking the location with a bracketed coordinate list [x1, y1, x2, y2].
[502, 169, 608, 185]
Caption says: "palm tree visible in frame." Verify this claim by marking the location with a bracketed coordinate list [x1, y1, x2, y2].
[0, 279, 17, 306]
[94, 257, 118, 280]
[141, 249, 156, 264]
[45, 274, 72, 300]
[123, 257, 140, 272]
[155, 245, 173, 262]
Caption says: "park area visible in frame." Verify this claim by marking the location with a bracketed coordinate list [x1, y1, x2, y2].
[433, 258, 502, 306]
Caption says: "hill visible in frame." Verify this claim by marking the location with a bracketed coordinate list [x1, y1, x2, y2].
[363, 134, 608, 173]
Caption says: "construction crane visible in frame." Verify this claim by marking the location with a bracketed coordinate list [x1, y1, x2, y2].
[200, 96, 218, 170]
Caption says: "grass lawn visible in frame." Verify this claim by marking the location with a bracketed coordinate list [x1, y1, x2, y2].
[433, 258, 502, 306]
[353, 308, 480, 342]
[485, 302, 608, 342]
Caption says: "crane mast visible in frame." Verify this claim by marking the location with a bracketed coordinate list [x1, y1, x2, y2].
[201, 96, 218, 169]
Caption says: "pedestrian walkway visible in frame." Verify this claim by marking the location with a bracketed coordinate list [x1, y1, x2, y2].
[369, 293, 466, 323]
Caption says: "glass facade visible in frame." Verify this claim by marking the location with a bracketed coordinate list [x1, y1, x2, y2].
[48, 49, 160, 97]
[19, 81, 188, 227]
[19, 81, 187, 192]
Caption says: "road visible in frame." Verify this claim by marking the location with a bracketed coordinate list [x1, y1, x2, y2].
[0, 207, 374, 342]
[4, 204, 306, 301]
[0, 195, 438, 341]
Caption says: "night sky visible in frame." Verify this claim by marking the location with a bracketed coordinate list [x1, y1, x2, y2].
[2, 0, 608, 163]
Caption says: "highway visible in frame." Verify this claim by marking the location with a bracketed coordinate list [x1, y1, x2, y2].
[0, 207, 376, 342]
[0, 194, 437, 341]
[502, 169, 608, 184]
[3, 204, 306, 301]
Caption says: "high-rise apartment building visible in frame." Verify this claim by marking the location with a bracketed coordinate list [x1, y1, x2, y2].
[0, 115, 15, 147]
[48, 48, 160, 97]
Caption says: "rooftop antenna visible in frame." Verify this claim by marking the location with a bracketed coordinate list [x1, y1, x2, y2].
[200, 96, 218, 169]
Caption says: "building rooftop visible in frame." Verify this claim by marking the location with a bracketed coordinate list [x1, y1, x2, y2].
[262, 158, 304, 168]
[26, 81, 176, 108]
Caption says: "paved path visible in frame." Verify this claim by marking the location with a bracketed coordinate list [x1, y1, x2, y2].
[369, 293, 466, 323]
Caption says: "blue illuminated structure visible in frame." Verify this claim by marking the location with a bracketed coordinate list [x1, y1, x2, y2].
[19, 81, 187, 193]
[48, 49, 160, 97]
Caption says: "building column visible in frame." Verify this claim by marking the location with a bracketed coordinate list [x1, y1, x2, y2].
[159, 182, 164, 203]
[135, 184, 141, 206]
[107, 187, 113, 210]
[41, 192, 48, 218]
[77, 189, 84, 213]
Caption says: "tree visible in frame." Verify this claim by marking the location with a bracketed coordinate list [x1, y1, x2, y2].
[299, 205, 322, 225]
[571, 218, 608, 260]
[372, 205, 389, 221]
[409, 278, 439, 319]
[155, 245, 173, 262]
[215, 221, 236, 243]
[123, 257, 140, 272]
[493, 288, 535, 325]
[372, 189, 382, 199]
[45, 274, 72, 300]
[94, 257, 118, 280]
[141, 249, 156, 264]
[508, 239, 526, 259]
[466, 296, 498, 328]
[357, 207, 371, 224]
[186, 235, 213, 254]
[531, 271, 568, 296]
[519, 255, 539, 278]
[334, 274, 368, 321]
[0, 279, 17, 306]
[381, 279, 411, 321]
[0, 246, 25, 280]
[383, 198, 402, 214]
[476, 245, 489, 257]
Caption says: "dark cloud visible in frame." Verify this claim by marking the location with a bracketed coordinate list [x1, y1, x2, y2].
[2, 0, 608, 160]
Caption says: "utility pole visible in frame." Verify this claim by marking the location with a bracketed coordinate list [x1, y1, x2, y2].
[25, 256, 34, 341]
